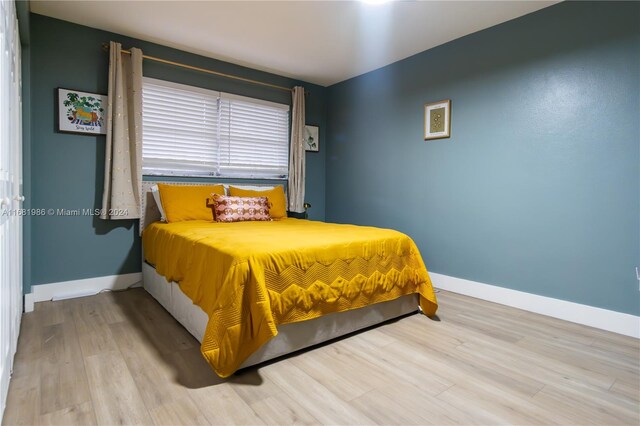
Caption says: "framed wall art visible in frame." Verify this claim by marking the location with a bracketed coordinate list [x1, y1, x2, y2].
[57, 88, 108, 135]
[304, 125, 319, 152]
[424, 99, 451, 140]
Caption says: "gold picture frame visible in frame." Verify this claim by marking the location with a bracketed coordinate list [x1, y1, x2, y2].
[424, 99, 451, 140]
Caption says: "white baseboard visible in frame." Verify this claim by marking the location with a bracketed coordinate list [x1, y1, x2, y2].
[23, 272, 142, 313]
[23, 293, 34, 313]
[430, 272, 639, 339]
[22, 271, 638, 338]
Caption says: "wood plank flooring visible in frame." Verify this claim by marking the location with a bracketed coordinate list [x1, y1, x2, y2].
[3, 288, 639, 425]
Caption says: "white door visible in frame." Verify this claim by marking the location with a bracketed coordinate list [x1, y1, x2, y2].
[0, 0, 23, 420]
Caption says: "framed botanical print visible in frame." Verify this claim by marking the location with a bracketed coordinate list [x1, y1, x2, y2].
[304, 125, 319, 152]
[57, 88, 107, 135]
[424, 99, 451, 140]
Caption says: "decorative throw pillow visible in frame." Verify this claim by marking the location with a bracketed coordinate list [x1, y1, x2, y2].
[157, 184, 225, 222]
[228, 185, 287, 219]
[210, 194, 271, 222]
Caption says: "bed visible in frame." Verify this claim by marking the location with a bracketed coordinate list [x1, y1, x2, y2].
[140, 181, 438, 377]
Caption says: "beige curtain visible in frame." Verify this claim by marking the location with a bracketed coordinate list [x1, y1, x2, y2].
[287, 86, 306, 213]
[100, 41, 143, 220]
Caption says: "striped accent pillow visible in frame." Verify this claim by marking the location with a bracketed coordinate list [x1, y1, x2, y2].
[209, 194, 271, 222]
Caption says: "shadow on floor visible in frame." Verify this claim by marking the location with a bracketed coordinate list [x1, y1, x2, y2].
[109, 287, 436, 389]
[108, 288, 232, 389]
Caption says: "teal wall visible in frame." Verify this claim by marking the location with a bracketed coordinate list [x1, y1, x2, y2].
[26, 13, 327, 293]
[325, 1, 640, 315]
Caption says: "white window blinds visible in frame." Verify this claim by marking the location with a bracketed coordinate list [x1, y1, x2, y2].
[142, 79, 218, 175]
[142, 77, 290, 179]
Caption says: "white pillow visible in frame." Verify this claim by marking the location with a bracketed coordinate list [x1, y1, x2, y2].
[222, 184, 275, 194]
[150, 184, 167, 222]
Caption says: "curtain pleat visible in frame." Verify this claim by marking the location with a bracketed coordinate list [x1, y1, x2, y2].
[100, 41, 143, 220]
[287, 86, 305, 213]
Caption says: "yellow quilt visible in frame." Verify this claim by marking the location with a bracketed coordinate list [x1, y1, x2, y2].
[143, 218, 438, 377]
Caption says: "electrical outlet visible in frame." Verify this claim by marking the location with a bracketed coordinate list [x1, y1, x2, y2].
[636, 267, 640, 291]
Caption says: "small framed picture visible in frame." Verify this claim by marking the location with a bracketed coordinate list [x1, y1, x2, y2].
[304, 125, 319, 152]
[57, 88, 108, 135]
[424, 99, 451, 140]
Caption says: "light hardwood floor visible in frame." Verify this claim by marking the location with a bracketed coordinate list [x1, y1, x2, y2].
[3, 288, 639, 425]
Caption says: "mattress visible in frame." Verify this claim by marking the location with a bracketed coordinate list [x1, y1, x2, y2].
[143, 262, 419, 369]
[143, 218, 438, 376]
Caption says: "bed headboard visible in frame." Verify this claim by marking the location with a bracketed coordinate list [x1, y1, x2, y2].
[140, 180, 285, 234]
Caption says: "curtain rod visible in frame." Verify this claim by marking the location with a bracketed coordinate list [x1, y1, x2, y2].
[101, 43, 294, 93]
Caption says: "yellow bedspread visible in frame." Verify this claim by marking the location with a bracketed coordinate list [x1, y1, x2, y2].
[143, 218, 438, 377]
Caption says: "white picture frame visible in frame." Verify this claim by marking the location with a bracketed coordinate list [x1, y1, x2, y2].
[57, 88, 108, 135]
[304, 125, 319, 152]
[424, 99, 451, 140]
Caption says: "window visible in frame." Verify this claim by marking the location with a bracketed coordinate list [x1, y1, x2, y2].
[142, 78, 289, 179]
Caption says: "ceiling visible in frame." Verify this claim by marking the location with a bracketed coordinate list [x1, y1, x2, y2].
[31, 1, 558, 87]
